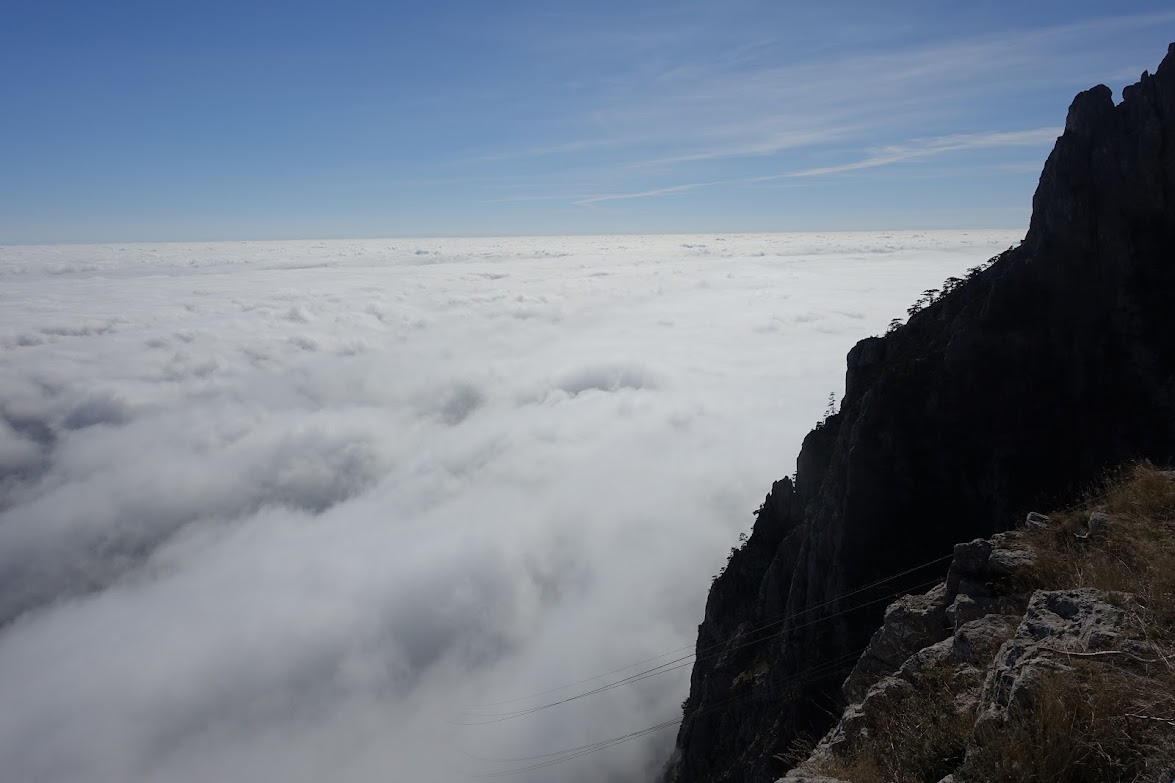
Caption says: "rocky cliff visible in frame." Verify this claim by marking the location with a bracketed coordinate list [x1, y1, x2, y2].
[665, 43, 1175, 783]
[785, 465, 1175, 782]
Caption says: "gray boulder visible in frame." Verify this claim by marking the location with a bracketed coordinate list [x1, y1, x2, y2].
[977, 588, 1128, 724]
[841, 583, 950, 703]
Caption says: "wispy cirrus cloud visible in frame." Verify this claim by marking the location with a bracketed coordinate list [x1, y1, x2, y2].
[522, 126, 1060, 208]
[466, 8, 1173, 201]
[472, 137, 631, 163]
[633, 126, 860, 167]
[572, 182, 714, 206]
[766, 127, 1062, 179]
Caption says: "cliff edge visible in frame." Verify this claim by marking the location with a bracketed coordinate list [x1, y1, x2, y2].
[665, 43, 1175, 783]
[786, 464, 1175, 782]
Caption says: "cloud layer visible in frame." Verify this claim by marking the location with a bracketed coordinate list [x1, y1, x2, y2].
[0, 231, 1020, 781]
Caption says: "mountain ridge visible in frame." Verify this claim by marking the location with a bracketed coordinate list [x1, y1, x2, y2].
[664, 42, 1175, 783]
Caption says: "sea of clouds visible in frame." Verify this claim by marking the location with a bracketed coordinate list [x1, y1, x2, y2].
[0, 230, 1020, 782]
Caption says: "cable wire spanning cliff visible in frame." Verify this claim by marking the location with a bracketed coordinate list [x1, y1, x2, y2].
[665, 43, 1175, 783]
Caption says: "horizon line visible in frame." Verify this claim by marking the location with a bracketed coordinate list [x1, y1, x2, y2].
[0, 225, 1028, 249]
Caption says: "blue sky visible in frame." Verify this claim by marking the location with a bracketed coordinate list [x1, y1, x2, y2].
[2, 1, 1173, 243]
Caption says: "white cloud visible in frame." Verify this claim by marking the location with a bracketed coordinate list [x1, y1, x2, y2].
[634, 126, 860, 167]
[771, 127, 1062, 179]
[527, 127, 1057, 207]
[0, 231, 1022, 782]
[573, 183, 713, 206]
[462, 10, 1174, 206]
[0, 419, 41, 474]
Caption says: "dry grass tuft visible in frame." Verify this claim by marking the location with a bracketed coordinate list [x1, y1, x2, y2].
[963, 663, 1175, 783]
[806, 463, 1175, 783]
[1020, 462, 1175, 633]
[967, 464, 1175, 782]
[819, 665, 973, 783]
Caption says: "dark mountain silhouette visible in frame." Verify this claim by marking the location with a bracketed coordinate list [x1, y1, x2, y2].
[665, 42, 1175, 783]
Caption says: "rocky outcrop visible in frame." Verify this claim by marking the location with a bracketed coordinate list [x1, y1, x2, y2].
[972, 588, 1130, 727]
[666, 43, 1175, 783]
[780, 510, 1173, 783]
[807, 531, 1031, 767]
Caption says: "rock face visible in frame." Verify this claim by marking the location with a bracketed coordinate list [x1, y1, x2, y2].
[972, 588, 1130, 728]
[780, 527, 1167, 783]
[797, 530, 1034, 767]
[665, 44, 1175, 783]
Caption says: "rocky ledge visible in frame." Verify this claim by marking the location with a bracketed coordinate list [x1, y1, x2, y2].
[783, 465, 1175, 783]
